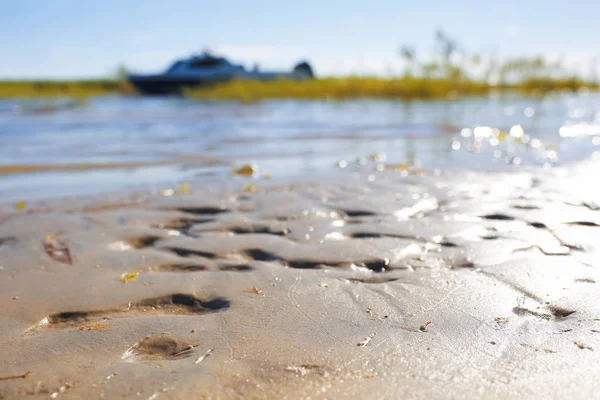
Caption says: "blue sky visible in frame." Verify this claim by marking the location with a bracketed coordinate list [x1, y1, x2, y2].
[2, 1, 599, 79]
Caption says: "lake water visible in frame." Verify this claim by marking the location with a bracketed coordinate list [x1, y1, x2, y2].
[1, 93, 600, 203]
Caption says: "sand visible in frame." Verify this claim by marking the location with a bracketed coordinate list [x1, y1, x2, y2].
[1, 163, 600, 399]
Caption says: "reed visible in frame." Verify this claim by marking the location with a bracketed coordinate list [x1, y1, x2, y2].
[184, 76, 595, 102]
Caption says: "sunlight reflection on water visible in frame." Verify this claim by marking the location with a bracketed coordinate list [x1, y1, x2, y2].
[1, 93, 600, 201]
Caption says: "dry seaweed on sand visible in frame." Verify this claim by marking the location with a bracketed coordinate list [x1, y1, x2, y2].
[120, 272, 139, 283]
[419, 321, 432, 332]
[232, 164, 258, 177]
[242, 183, 258, 193]
[76, 322, 110, 332]
[176, 182, 190, 194]
[43, 234, 72, 265]
[573, 341, 593, 350]
[242, 287, 264, 295]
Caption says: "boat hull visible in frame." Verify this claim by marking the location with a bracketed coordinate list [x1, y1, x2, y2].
[128, 77, 216, 95]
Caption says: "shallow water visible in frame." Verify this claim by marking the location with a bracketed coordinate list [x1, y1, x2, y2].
[1, 93, 600, 202]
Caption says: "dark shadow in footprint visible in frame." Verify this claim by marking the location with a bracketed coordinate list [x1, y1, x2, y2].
[162, 247, 218, 259]
[350, 232, 417, 240]
[446, 259, 475, 269]
[512, 307, 552, 320]
[512, 304, 574, 321]
[480, 235, 500, 240]
[343, 210, 377, 217]
[0, 236, 16, 247]
[529, 222, 547, 229]
[350, 232, 382, 239]
[482, 270, 575, 321]
[358, 259, 390, 272]
[566, 221, 600, 227]
[46, 311, 91, 325]
[220, 264, 254, 272]
[153, 217, 214, 237]
[480, 213, 515, 221]
[35, 293, 229, 330]
[244, 248, 281, 262]
[548, 305, 576, 319]
[440, 241, 458, 247]
[287, 260, 331, 269]
[345, 276, 400, 284]
[230, 226, 289, 236]
[512, 204, 540, 210]
[345, 220, 364, 225]
[153, 263, 207, 272]
[122, 335, 196, 361]
[177, 207, 229, 216]
[126, 235, 163, 249]
[135, 294, 229, 314]
[286, 258, 389, 272]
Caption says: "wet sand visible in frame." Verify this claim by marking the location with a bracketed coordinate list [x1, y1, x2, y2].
[1, 162, 600, 399]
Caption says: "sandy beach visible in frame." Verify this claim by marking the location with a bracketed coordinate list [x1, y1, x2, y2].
[5, 1, 600, 397]
[1, 160, 599, 399]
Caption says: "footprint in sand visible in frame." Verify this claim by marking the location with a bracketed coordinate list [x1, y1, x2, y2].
[32, 294, 230, 330]
[122, 335, 197, 361]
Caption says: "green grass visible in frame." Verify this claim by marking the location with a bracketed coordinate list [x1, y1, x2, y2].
[0, 76, 596, 101]
[184, 77, 597, 102]
[183, 77, 491, 101]
[515, 77, 598, 94]
[0, 80, 134, 98]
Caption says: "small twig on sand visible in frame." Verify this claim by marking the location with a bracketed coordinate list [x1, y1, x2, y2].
[195, 348, 214, 364]
[0, 371, 30, 381]
[357, 333, 375, 347]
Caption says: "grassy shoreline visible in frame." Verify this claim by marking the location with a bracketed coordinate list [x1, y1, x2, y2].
[0, 77, 596, 101]
[185, 77, 598, 101]
[0, 80, 135, 98]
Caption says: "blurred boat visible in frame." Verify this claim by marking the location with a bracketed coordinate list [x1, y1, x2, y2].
[128, 52, 314, 95]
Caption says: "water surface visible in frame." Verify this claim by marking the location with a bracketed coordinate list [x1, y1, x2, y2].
[1, 93, 599, 202]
